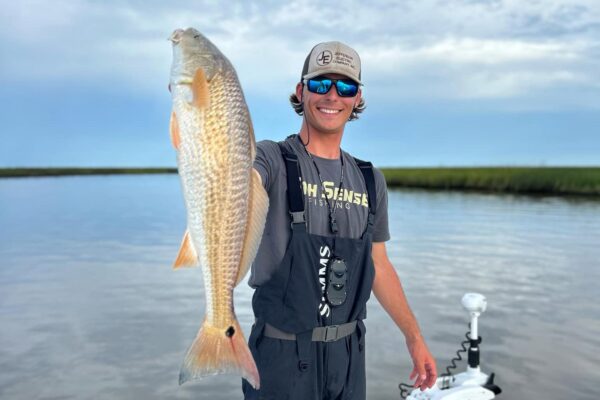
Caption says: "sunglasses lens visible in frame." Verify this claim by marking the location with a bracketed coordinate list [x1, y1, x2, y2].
[336, 80, 358, 97]
[306, 78, 359, 97]
[307, 79, 333, 94]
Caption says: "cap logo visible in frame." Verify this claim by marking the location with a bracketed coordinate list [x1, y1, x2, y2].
[316, 50, 332, 66]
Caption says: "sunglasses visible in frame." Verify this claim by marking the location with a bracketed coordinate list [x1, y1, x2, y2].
[304, 77, 360, 97]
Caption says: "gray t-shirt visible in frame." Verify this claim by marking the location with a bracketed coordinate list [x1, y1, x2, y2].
[249, 134, 390, 288]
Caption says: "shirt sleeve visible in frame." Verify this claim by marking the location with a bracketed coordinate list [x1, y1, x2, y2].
[372, 167, 390, 242]
[253, 140, 281, 191]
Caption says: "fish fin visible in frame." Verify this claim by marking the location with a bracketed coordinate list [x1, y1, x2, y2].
[179, 318, 260, 389]
[191, 68, 210, 110]
[235, 169, 269, 286]
[173, 230, 199, 269]
[169, 111, 181, 150]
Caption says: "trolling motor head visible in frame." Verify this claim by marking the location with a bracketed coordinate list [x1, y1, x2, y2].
[461, 293, 487, 314]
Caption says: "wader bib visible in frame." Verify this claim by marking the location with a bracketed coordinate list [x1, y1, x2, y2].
[243, 141, 377, 400]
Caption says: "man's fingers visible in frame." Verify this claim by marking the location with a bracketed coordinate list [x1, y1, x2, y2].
[424, 362, 437, 389]
[413, 366, 426, 388]
[424, 370, 437, 388]
[409, 367, 417, 380]
[413, 362, 438, 391]
[425, 374, 437, 389]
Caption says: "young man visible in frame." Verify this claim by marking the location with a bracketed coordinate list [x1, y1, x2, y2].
[243, 41, 437, 400]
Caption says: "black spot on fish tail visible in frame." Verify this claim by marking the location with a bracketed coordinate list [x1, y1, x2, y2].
[225, 326, 235, 337]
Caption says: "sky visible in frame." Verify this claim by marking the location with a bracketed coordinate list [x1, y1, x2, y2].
[1, 0, 599, 167]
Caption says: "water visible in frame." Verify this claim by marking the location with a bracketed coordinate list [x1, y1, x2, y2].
[1, 176, 599, 399]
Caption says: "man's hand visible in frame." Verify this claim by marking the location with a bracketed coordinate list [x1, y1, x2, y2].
[406, 335, 437, 391]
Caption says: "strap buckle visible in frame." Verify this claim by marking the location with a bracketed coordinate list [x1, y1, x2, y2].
[290, 211, 305, 226]
[324, 325, 339, 342]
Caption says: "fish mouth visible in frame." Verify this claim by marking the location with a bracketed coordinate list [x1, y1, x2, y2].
[169, 28, 185, 43]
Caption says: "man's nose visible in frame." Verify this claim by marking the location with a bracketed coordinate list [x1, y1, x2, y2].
[323, 86, 340, 100]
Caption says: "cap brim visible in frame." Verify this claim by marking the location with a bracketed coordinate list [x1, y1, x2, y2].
[303, 70, 361, 85]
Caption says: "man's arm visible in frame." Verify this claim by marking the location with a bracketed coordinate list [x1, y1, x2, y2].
[371, 241, 437, 391]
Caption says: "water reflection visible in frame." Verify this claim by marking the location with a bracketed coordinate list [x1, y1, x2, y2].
[0, 178, 599, 399]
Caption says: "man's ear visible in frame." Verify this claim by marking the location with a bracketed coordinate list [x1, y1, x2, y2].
[295, 82, 304, 103]
[354, 89, 362, 107]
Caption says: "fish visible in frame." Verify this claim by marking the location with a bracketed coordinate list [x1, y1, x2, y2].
[168, 27, 268, 389]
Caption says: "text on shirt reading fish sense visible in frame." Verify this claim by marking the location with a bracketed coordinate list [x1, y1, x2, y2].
[302, 180, 369, 208]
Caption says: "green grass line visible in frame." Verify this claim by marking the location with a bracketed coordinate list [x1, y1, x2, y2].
[2, 166, 599, 196]
[0, 167, 177, 177]
[381, 167, 600, 196]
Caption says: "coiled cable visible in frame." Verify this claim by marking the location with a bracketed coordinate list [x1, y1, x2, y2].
[440, 325, 470, 389]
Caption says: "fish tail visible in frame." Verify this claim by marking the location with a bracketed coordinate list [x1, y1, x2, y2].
[179, 318, 260, 389]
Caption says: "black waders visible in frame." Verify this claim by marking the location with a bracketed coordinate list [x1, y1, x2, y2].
[243, 142, 377, 400]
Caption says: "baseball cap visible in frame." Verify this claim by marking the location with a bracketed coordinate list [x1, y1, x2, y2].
[301, 41, 362, 84]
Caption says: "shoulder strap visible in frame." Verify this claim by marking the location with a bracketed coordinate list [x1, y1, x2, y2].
[277, 141, 305, 225]
[353, 157, 377, 215]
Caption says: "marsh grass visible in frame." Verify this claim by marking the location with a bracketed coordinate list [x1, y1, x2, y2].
[0, 167, 177, 178]
[2, 167, 599, 196]
[381, 167, 600, 196]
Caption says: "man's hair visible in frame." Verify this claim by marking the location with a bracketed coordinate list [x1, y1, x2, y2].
[288, 90, 366, 121]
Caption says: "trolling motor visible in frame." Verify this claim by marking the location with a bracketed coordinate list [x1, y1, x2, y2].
[400, 293, 502, 400]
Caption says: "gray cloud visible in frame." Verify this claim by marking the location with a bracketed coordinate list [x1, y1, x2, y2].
[1, 0, 599, 109]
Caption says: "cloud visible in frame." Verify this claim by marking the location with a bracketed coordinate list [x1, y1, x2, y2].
[1, 0, 599, 108]
[361, 36, 598, 102]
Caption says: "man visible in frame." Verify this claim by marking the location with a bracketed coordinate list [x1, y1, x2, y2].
[243, 41, 436, 400]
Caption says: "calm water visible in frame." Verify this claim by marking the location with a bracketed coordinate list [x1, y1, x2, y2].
[1, 176, 599, 400]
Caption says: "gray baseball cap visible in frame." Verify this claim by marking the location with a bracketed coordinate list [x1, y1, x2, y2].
[301, 41, 362, 84]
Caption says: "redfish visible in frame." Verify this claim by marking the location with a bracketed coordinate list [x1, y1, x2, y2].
[168, 27, 268, 389]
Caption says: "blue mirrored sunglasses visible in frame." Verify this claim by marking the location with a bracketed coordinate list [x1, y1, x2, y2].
[304, 77, 360, 97]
